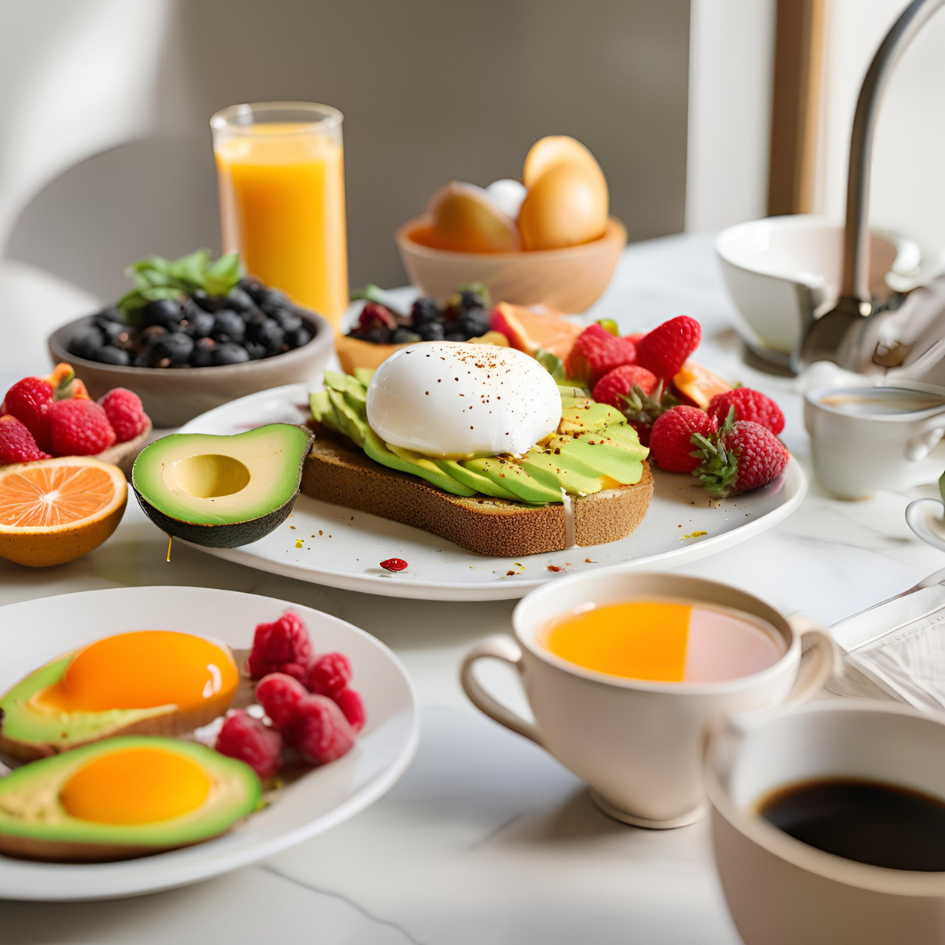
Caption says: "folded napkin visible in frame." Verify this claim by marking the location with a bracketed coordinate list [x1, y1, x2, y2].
[827, 568, 945, 710]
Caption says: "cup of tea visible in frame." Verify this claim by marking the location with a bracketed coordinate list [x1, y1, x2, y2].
[706, 700, 945, 945]
[459, 571, 838, 828]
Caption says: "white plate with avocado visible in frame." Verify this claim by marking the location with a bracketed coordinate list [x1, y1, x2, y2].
[0, 586, 419, 901]
[171, 383, 807, 601]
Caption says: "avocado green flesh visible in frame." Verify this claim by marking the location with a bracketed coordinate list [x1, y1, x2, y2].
[0, 657, 168, 751]
[310, 371, 648, 505]
[0, 737, 260, 850]
[132, 424, 312, 547]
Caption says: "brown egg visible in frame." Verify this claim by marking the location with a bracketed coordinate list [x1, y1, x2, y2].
[518, 161, 609, 250]
[523, 136, 606, 189]
[425, 182, 521, 253]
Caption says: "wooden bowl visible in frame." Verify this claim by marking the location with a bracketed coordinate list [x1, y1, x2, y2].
[395, 216, 627, 312]
[48, 309, 334, 429]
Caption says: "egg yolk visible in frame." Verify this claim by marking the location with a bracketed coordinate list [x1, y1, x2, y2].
[60, 747, 211, 825]
[37, 631, 238, 713]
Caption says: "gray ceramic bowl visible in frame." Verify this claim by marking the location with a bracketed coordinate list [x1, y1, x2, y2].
[48, 309, 333, 428]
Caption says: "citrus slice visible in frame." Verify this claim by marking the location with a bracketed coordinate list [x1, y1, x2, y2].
[673, 360, 733, 410]
[0, 457, 127, 567]
[491, 302, 583, 358]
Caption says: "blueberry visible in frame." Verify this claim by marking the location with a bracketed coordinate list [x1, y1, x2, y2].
[284, 326, 312, 349]
[410, 297, 440, 326]
[459, 288, 485, 310]
[243, 342, 267, 360]
[138, 325, 168, 350]
[100, 320, 136, 350]
[224, 288, 255, 313]
[444, 332, 466, 342]
[363, 327, 391, 344]
[416, 322, 445, 341]
[391, 327, 422, 344]
[254, 287, 290, 313]
[189, 337, 216, 367]
[70, 326, 106, 361]
[212, 310, 245, 343]
[141, 298, 185, 330]
[133, 354, 150, 367]
[92, 307, 125, 329]
[96, 345, 132, 366]
[458, 308, 490, 338]
[246, 317, 285, 353]
[211, 342, 250, 366]
[182, 310, 215, 338]
[192, 290, 226, 313]
[269, 309, 302, 333]
[239, 277, 265, 299]
[147, 331, 194, 367]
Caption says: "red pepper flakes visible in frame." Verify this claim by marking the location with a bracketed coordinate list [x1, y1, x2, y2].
[380, 558, 408, 572]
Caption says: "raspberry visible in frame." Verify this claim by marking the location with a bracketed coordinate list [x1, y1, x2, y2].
[694, 416, 789, 497]
[2, 377, 54, 453]
[565, 324, 637, 386]
[99, 388, 150, 443]
[288, 695, 356, 765]
[306, 652, 352, 697]
[0, 416, 51, 464]
[707, 388, 785, 436]
[255, 672, 309, 729]
[48, 399, 116, 456]
[215, 709, 283, 780]
[592, 364, 658, 409]
[358, 302, 398, 333]
[636, 316, 702, 380]
[649, 406, 718, 474]
[247, 610, 313, 681]
[334, 688, 366, 732]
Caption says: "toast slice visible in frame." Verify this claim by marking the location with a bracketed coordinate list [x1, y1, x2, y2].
[301, 436, 653, 557]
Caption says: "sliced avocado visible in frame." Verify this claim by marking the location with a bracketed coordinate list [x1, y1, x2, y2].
[342, 376, 368, 412]
[132, 423, 312, 548]
[353, 367, 375, 387]
[559, 402, 627, 435]
[0, 737, 260, 862]
[309, 389, 336, 429]
[555, 434, 646, 484]
[386, 445, 477, 496]
[327, 390, 366, 447]
[464, 456, 562, 504]
[519, 448, 604, 496]
[323, 369, 349, 393]
[436, 460, 520, 501]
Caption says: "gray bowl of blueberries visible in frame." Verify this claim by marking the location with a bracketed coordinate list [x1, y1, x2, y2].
[47, 251, 333, 428]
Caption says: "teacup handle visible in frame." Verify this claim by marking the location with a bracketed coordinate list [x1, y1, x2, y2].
[784, 615, 842, 705]
[459, 635, 542, 745]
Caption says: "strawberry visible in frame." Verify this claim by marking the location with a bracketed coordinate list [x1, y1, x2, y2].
[649, 406, 718, 474]
[708, 388, 784, 435]
[635, 316, 702, 380]
[693, 413, 789, 497]
[565, 324, 637, 386]
[2, 377, 54, 452]
[592, 364, 658, 408]
[0, 415, 52, 464]
[48, 399, 116, 456]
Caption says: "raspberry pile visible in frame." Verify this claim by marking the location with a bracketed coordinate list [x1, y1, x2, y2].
[560, 317, 789, 497]
[215, 610, 366, 779]
[0, 364, 149, 465]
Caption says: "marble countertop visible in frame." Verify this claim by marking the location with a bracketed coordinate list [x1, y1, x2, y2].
[1, 233, 943, 944]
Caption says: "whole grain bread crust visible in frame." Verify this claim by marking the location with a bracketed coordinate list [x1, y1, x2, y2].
[301, 436, 652, 557]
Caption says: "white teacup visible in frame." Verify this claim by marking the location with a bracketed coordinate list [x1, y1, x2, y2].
[460, 572, 838, 829]
[706, 701, 945, 945]
[804, 385, 945, 500]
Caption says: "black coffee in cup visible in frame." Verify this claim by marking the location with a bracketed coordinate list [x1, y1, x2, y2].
[758, 777, 945, 872]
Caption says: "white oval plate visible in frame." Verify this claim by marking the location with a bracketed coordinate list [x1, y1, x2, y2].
[0, 586, 418, 901]
[175, 384, 807, 601]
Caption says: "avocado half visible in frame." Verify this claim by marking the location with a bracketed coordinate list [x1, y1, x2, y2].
[0, 636, 238, 762]
[132, 423, 313, 548]
[0, 737, 261, 862]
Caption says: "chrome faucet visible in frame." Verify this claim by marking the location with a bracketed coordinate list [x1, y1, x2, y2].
[795, 0, 945, 374]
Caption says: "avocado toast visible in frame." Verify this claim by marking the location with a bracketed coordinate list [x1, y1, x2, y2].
[304, 345, 653, 556]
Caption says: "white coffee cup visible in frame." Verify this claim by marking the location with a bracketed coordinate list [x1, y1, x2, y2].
[804, 384, 945, 500]
[706, 700, 945, 945]
[460, 571, 838, 829]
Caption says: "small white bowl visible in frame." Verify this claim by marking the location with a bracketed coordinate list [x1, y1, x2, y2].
[716, 215, 921, 361]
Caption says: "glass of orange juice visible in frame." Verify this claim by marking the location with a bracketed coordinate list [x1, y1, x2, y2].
[211, 102, 348, 327]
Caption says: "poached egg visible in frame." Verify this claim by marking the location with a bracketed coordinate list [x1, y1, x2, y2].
[366, 342, 562, 459]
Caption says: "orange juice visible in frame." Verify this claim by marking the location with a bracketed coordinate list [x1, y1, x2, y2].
[541, 600, 785, 683]
[213, 107, 348, 325]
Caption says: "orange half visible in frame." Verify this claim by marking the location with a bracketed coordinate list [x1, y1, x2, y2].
[0, 457, 127, 567]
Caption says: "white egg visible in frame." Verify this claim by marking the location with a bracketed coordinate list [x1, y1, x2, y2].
[485, 178, 528, 219]
[366, 342, 562, 459]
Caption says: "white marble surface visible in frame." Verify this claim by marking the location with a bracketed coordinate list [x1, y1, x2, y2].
[1, 234, 944, 944]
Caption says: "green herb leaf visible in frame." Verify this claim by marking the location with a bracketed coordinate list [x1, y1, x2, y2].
[534, 348, 567, 382]
[203, 251, 243, 296]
